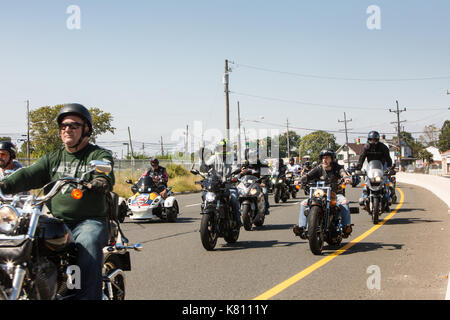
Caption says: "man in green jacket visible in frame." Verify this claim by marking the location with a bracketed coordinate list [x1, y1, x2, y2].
[0, 103, 115, 300]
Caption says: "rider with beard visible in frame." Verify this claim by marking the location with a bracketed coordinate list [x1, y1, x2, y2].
[0, 141, 23, 180]
[293, 149, 353, 239]
[356, 131, 394, 210]
[0, 104, 114, 300]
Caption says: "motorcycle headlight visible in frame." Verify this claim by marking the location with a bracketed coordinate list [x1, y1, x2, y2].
[205, 192, 216, 202]
[313, 189, 325, 198]
[250, 188, 258, 196]
[278, 179, 282, 183]
[0, 205, 20, 235]
[271, 179, 276, 183]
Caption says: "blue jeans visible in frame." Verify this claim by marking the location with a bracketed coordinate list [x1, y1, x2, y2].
[66, 218, 108, 300]
[298, 194, 351, 228]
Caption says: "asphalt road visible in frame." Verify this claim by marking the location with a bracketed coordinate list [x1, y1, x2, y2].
[121, 183, 450, 300]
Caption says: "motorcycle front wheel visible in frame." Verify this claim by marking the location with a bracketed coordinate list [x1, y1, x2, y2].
[242, 204, 252, 231]
[307, 206, 324, 255]
[274, 187, 280, 203]
[372, 197, 380, 224]
[103, 255, 126, 300]
[200, 214, 218, 250]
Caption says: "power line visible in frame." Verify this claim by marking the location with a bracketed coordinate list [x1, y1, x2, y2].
[230, 91, 449, 111]
[232, 62, 450, 82]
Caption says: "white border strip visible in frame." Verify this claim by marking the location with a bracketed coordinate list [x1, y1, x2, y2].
[446, 272, 450, 300]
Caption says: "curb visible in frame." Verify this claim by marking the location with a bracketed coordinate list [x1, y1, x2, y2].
[396, 172, 450, 208]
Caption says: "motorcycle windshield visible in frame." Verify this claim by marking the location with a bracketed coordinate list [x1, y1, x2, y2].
[241, 175, 257, 186]
[366, 160, 384, 179]
[135, 176, 157, 193]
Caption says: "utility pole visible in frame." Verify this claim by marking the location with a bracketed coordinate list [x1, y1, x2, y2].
[237, 101, 242, 165]
[160, 136, 164, 156]
[223, 59, 231, 142]
[286, 118, 290, 158]
[389, 100, 406, 170]
[338, 112, 352, 169]
[26, 100, 30, 166]
[127, 127, 134, 159]
[185, 124, 189, 160]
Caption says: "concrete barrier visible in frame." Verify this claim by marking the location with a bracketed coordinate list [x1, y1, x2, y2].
[396, 172, 450, 208]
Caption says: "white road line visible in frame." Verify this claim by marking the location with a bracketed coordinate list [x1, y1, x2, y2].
[446, 272, 450, 300]
[185, 203, 202, 208]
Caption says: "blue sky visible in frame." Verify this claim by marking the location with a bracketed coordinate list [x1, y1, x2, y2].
[1, 1, 449, 157]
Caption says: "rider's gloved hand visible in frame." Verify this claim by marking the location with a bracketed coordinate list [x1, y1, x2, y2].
[90, 177, 111, 193]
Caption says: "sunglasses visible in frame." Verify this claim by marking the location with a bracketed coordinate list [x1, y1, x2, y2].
[59, 122, 83, 130]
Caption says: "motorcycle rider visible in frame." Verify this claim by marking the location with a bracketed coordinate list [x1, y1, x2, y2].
[292, 149, 353, 239]
[142, 157, 169, 199]
[0, 141, 23, 180]
[286, 157, 301, 174]
[240, 151, 271, 215]
[0, 103, 114, 300]
[300, 161, 311, 176]
[200, 139, 242, 226]
[356, 131, 394, 210]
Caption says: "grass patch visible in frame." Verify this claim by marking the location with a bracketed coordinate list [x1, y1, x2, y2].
[113, 165, 201, 198]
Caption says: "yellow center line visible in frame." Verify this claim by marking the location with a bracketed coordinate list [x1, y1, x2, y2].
[253, 188, 405, 300]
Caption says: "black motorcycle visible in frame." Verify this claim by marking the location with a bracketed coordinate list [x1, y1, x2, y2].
[190, 168, 240, 251]
[271, 171, 290, 203]
[285, 171, 299, 199]
[304, 178, 358, 255]
[237, 174, 266, 231]
[0, 160, 142, 300]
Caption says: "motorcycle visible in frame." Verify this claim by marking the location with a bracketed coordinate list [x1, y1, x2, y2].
[190, 167, 240, 251]
[304, 178, 358, 255]
[356, 160, 392, 224]
[285, 171, 299, 199]
[237, 174, 266, 231]
[271, 171, 290, 203]
[122, 173, 179, 222]
[0, 160, 142, 300]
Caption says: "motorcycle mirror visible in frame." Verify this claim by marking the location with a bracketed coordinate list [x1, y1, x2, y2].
[125, 179, 133, 184]
[190, 169, 199, 175]
[89, 160, 112, 175]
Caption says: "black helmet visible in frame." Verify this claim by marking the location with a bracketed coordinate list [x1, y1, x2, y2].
[319, 148, 336, 161]
[279, 158, 284, 165]
[367, 131, 380, 144]
[150, 157, 159, 166]
[57, 103, 93, 137]
[0, 141, 16, 159]
[289, 157, 295, 162]
[304, 161, 310, 167]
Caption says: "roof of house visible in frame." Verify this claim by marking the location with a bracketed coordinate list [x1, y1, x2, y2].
[337, 143, 365, 156]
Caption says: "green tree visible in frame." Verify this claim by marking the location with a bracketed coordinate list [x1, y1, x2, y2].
[298, 131, 339, 163]
[418, 124, 439, 147]
[438, 120, 450, 152]
[277, 130, 301, 158]
[30, 104, 115, 157]
[417, 149, 433, 164]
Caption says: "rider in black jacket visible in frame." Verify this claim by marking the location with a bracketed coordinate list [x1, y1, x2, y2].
[356, 131, 393, 170]
[357, 131, 394, 210]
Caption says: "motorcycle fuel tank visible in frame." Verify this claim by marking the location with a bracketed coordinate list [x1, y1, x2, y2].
[37, 216, 74, 252]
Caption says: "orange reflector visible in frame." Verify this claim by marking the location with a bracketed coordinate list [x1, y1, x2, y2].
[71, 189, 83, 200]
[341, 184, 346, 189]
[296, 185, 300, 190]
[362, 183, 366, 187]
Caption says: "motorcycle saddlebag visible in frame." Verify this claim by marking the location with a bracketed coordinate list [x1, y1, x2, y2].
[0, 238, 32, 264]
